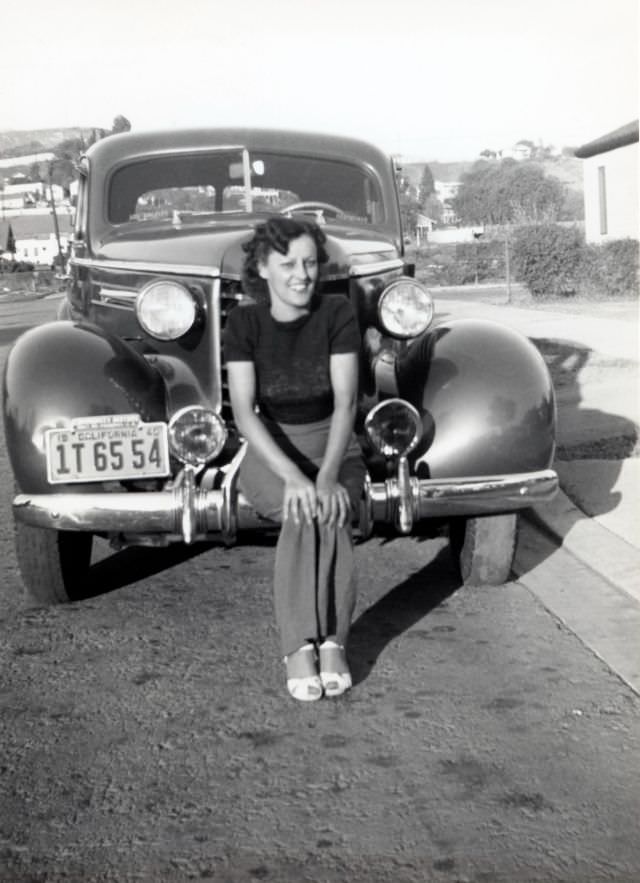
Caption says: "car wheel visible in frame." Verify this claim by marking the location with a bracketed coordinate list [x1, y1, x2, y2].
[449, 513, 518, 586]
[14, 521, 93, 605]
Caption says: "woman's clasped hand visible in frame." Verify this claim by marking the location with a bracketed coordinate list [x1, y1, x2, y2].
[283, 469, 352, 528]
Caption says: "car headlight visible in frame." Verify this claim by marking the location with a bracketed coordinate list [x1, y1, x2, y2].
[168, 407, 227, 466]
[365, 398, 422, 458]
[136, 280, 197, 340]
[378, 278, 433, 338]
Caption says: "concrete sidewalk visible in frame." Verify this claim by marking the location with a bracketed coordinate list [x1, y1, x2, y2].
[437, 296, 640, 605]
[435, 295, 639, 362]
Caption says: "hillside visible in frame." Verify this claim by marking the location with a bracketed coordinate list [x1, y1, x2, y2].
[0, 127, 96, 158]
[402, 155, 583, 192]
[403, 161, 473, 185]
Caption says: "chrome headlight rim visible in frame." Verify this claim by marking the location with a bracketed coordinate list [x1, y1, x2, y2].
[364, 398, 423, 458]
[136, 279, 198, 341]
[377, 277, 434, 339]
[167, 406, 227, 467]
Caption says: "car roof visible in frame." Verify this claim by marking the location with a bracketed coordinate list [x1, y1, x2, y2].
[81, 127, 403, 253]
[84, 127, 393, 175]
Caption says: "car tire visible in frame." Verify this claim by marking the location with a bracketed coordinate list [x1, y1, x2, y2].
[449, 513, 518, 586]
[15, 521, 93, 605]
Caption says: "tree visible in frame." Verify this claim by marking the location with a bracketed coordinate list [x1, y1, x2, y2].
[559, 187, 584, 222]
[398, 185, 421, 234]
[29, 162, 44, 182]
[418, 164, 435, 203]
[6, 224, 16, 258]
[51, 135, 86, 188]
[451, 159, 566, 226]
[396, 163, 439, 234]
[422, 193, 442, 224]
[111, 115, 131, 134]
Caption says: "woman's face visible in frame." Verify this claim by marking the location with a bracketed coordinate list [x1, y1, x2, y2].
[258, 234, 319, 321]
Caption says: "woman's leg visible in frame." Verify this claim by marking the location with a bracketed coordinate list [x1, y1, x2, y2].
[315, 454, 366, 696]
[274, 517, 321, 657]
[238, 446, 320, 657]
[315, 522, 356, 648]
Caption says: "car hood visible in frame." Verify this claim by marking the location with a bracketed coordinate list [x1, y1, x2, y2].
[95, 221, 400, 278]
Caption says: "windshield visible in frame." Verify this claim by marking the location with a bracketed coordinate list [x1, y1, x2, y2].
[107, 149, 385, 226]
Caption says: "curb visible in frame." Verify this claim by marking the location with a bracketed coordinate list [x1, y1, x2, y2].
[522, 488, 640, 605]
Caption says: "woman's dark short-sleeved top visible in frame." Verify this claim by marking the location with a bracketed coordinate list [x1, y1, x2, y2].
[223, 294, 360, 424]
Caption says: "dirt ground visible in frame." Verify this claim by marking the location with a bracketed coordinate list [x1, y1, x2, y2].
[1, 524, 640, 883]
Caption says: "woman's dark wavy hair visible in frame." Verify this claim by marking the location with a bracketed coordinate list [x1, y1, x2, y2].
[241, 216, 329, 302]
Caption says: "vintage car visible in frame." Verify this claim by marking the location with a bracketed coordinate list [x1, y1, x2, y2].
[3, 127, 558, 605]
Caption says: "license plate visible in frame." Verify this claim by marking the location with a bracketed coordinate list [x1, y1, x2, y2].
[45, 414, 170, 484]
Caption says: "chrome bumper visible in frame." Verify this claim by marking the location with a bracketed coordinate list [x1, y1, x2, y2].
[13, 452, 558, 542]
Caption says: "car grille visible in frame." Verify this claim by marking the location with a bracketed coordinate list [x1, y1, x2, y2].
[219, 280, 247, 424]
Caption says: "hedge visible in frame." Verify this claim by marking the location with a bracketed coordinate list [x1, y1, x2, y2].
[511, 224, 585, 298]
[578, 238, 639, 299]
[511, 225, 639, 300]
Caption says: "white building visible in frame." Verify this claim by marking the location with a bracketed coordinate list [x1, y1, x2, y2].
[501, 141, 533, 161]
[574, 120, 639, 243]
[0, 178, 64, 212]
[415, 213, 436, 245]
[0, 213, 73, 265]
[434, 180, 461, 202]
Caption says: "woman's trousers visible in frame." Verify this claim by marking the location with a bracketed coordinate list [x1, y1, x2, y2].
[237, 416, 366, 657]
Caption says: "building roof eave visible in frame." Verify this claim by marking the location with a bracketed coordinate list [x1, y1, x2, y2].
[574, 120, 639, 159]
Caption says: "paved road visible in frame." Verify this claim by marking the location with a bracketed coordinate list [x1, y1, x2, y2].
[0, 295, 639, 882]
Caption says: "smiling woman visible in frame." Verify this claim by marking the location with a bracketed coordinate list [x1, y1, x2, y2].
[224, 216, 367, 702]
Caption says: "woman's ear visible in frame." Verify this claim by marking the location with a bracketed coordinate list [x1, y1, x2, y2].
[258, 261, 269, 280]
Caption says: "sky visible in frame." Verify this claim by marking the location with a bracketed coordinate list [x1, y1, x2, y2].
[1, 0, 637, 161]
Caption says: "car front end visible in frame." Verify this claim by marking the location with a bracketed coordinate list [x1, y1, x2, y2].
[3, 127, 558, 600]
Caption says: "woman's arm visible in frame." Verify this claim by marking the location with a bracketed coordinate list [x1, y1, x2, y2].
[227, 360, 318, 525]
[316, 351, 359, 526]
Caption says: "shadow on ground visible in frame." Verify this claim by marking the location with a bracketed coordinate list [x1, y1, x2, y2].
[349, 544, 460, 686]
[75, 529, 281, 601]
[517, 336, 637, 573]
[532, 336, 638, 516]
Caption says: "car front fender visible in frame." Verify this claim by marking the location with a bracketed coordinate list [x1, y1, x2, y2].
[3, 321, 167, 493]
[396, 318, 556, 479]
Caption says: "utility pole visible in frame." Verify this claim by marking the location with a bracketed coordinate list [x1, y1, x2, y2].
[505, 225, 512, 304]
[48, 162, 66, 273]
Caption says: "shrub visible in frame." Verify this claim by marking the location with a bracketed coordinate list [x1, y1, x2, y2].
[578, 238, 639, 299]
[511, 224, 585, 298]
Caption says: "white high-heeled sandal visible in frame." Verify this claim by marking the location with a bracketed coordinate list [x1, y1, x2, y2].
[319, 640, 352, 697]
[284, 643, 323, 702]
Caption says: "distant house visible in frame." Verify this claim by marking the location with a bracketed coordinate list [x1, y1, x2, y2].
[440, 202, 460, 226]
[0, 213, 73, 265]
[434, 180, 461, 202]
[434, 180, 461, 227]
[574, 120, 639, 243]
[498, 141, 533, 161]
[415, 213, 435, 245]
[0, 179, 64, 212]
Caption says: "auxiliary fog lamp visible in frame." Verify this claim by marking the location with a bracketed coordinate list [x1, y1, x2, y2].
[365, 398, 422, 459]
[168, 407, 227, 467]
